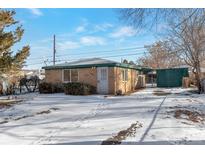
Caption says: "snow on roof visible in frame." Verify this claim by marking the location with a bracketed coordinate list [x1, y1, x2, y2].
[54, 58, 118, 67]
[42, 58, 147, 70]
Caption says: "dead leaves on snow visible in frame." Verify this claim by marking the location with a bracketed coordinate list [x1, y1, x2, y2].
[101, 121, 143, 145]
[174, 109, 205, 123]
[0, 108, 60, 125]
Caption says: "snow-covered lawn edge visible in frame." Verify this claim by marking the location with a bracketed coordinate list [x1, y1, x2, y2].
[0, 88, 204, 145]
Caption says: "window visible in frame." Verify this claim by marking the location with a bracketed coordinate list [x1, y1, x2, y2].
[71, 69, 78, 82]
[122, 69, 128, 81]
[63, 69, 79, 82]
[63, 70, 70, 82]
[100, 68, 107, 80]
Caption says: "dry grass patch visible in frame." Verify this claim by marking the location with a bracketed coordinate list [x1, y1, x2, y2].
[0, 108, 60, 124]
[174, 109, 205, 123]
[153, 90, 171, 96]
[0, 99, 22, 109]
[101, 121, 143, 145]
[36, 110, 51, 115]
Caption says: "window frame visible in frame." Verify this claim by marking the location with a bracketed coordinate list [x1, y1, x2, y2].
[62, 69, 79, 83]
[122, 68, 128, 82]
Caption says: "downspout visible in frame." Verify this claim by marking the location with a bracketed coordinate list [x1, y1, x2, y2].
[114, 67, 116, 95]
[125, 70, 127, 94]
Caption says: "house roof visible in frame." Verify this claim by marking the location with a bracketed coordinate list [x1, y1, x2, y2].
[42, 58, 141, 70]
[54, 58, 117, 66]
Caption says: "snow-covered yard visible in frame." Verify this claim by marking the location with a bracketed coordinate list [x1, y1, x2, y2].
[0, 88, 205, 145]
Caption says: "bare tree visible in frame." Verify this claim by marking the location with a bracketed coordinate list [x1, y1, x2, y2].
[167, 10, 205, 93]
[120, 8, 205, 93]
[119, 9, 202, 30]
[138, 41, 183, 69]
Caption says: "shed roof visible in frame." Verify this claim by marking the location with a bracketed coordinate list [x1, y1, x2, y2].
[156, 67, 189, 71]
[42, 58, 141, 70]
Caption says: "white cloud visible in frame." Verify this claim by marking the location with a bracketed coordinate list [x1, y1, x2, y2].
[80, 36, 106, 46]
[109, 26, 137, 38]
[28, 8, 43, 16]
[94, 23, 113, 32]
[76, 26, 86, 33]
[57, 41, 80, 50]
[75, 18, 89, 33]
[75, 20, 113, 34]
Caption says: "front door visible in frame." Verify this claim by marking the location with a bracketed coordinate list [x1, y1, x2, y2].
[97, 67, 108, 94]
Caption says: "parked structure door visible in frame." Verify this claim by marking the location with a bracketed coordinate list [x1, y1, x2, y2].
[97, 67, 108, 94]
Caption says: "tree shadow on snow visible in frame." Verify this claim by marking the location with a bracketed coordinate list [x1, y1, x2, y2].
[50, 140, 205, 145]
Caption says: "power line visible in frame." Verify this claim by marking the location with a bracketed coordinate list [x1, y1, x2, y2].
[50, 52, 147, 64]
[26, 46, 147, 62]
[55, 49, 146, 59]
[25, 46, 182, 67]
[25, 46, 152, 66]
[57, 46, 145, 57]
[27, 48, 146, 63]
[25, 51, 147, 66]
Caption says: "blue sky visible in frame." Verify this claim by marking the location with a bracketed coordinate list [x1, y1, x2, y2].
[11, 8, 160, 69]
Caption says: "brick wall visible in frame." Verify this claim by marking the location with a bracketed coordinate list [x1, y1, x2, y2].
[44, 67, 138, 95]
[108, 67, 115, 94]
[45, 69, 62, 83]
[114, 67, 138, 94]
[45, 68, 97, 86]
[78, 68, 97, 87]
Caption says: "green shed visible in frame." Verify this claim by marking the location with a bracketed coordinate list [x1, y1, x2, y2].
[156, 68, 189, 87]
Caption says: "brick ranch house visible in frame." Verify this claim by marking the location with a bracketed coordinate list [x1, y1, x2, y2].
[42, 58, 141, 94]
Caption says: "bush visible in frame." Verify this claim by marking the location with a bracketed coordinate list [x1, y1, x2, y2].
[39, 82, 52, 93]
[64, 82, 96, 95]
[39, 82, 64, 94]
[116, 89, 123, 96]
[52, 83, 64, 93]
[39, 82, 96, 95]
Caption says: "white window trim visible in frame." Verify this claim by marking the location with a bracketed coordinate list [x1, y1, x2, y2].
[122, 68, 128, 82]
[62, 69, 79, 83]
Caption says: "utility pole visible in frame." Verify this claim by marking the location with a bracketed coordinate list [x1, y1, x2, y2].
[53, 34, 56, 65]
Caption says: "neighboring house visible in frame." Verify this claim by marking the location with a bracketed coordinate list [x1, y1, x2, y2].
[0, 75, 9, 95]
[42, 58, 140, 94]
[21, 69, 45, 80]
[201, 67, 205, 79]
